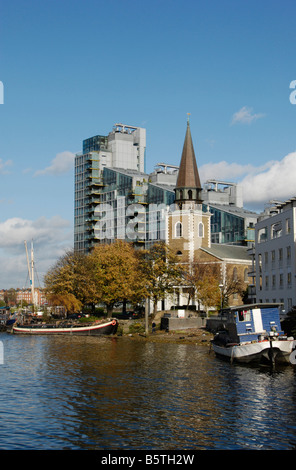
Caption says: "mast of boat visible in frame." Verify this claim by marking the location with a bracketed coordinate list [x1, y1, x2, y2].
[31, 240, 35, 309]
[24, 240, 35, 310]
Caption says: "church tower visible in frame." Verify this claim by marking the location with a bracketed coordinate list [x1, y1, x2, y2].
[175, 115, 203, 209]
[166, 117, 211, 264]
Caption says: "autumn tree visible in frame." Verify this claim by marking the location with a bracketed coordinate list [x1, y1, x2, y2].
[138, 242, 183, 316]
[46, 293, 82, 315]
[44, 249, 96, 314]
[221, 265, 246, 308]
[4, 288, 17, 307]
[183, 262, 221, 315]
[89, 240, 147, 316]
[184, 261, 247, 313]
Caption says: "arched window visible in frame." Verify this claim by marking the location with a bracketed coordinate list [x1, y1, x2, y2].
[188, 189, 192, 200]
[198, 222, 204, 238]
[233, 267, 238, 281]
[175, 222, 182, 238]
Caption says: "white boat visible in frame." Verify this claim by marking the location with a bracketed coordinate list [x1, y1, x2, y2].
[12, 318, 118, 336]
[211, 303, 295, 365]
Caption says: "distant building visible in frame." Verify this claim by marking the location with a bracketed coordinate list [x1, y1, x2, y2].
[255, 197, 296, 313]
[16, 288, 48, 306]
[0, 288, 48, 307]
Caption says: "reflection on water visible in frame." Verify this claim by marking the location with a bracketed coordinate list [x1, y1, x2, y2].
[0, 332, 296, 449]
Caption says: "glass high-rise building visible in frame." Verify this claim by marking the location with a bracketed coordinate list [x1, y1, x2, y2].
[74, 124, 146, 252]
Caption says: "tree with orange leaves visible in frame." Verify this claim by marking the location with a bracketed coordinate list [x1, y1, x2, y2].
[89, 240, 147, 316]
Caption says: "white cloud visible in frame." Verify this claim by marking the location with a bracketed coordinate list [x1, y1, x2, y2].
[0, 159, 13, 174]
[231, 106, 265, 125]
[205, 139, 216, 148]
[34, 151, 75, 176]
[240, 151, 296, 208]
[199, 160, 273, 183]
[0, 215, 73, 288]
[200, 151, 296, 211]
[200, 161, 255, 182]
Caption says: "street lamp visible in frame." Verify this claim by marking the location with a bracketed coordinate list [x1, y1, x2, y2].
[219, 284, 224, 316]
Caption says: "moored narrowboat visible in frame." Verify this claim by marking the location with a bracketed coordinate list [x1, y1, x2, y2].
[12, 318, 118, 336]
[211, 303, 295, 365]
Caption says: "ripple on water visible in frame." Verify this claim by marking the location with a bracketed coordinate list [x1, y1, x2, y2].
[1, 333, 296, 449]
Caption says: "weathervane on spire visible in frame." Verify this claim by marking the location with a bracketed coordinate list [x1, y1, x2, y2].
[187, 112, 191, 125]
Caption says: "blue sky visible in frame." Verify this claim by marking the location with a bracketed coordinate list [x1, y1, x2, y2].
[0, 0, 296, 288]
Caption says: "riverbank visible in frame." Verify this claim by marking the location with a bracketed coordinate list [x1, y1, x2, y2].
[118, 323, 214, 346]
[2, 317, 214, 345]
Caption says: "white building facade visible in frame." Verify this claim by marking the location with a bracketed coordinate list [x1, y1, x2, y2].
[255, 198, 296, 313]
[108, 124, 146, 172]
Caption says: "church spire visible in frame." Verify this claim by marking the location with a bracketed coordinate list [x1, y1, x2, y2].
[175, 117, 203, 207]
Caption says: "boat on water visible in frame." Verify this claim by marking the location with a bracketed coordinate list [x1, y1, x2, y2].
[211, 303, 295, 365]
[12, 318, 118, 336]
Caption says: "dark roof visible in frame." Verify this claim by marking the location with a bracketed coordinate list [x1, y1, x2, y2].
[208, 202, 258, 218]
[176, 121, 201, 190]
[201, 244, 251, 261]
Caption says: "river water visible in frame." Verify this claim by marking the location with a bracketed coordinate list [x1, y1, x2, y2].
[0, 331, 296, 451]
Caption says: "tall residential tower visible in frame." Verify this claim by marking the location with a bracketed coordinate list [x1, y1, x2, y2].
[74, 123, 146, 252]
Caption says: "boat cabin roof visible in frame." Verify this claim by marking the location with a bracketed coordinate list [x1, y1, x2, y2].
[221, 303, 283, 314]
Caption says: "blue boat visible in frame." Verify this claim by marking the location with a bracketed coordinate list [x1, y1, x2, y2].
[211, 303, 295, 365]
